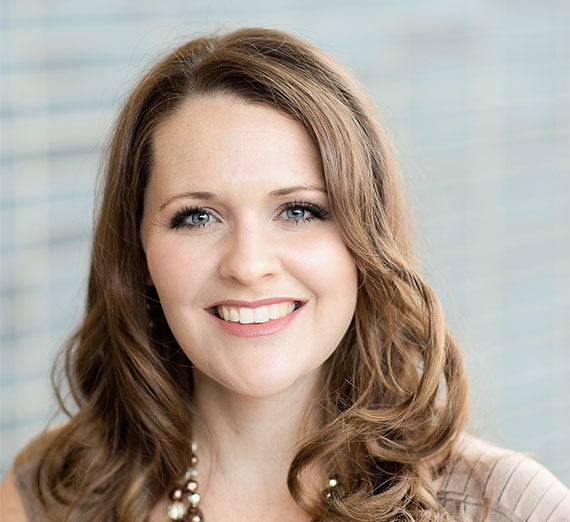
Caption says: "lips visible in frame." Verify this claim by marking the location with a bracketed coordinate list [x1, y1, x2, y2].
[208, 301, 305, 337]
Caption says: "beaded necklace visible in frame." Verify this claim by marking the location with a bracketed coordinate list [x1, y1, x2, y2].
[167, 441, 202, 522]
[166, 442, 341, 521]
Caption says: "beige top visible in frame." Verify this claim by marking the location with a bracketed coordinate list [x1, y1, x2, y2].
[436, 434, 570, 521]
[13, 433, 570, 521]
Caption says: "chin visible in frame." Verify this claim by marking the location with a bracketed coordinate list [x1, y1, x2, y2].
[206, 364, 321, 400]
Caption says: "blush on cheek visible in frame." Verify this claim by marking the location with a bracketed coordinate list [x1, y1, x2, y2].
[147, 244, 201, 295]
[297, 231, 356, 276]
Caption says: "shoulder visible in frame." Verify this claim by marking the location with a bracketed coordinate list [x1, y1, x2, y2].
[437, 433, 570, 522]
[0, 468, 29, 521]
[12, 425, 59, 476]
[2, 426, 64, 522]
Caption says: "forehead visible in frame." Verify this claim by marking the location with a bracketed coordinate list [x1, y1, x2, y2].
[150, 96, 324, 193]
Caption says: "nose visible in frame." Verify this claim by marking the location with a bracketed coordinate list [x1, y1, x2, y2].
[218, 222, 280, 285]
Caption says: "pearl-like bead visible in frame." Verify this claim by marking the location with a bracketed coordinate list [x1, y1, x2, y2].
[167, 501, 187, 520]
[184, 468, 198, 481]
[188, 492, 201, 506]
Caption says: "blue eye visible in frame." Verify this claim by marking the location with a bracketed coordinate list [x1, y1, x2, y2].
[280, 201, 329, 225]
[170, 207, 215, 230]
[190, 211, 211, 224]
[286, 207, 308, 219]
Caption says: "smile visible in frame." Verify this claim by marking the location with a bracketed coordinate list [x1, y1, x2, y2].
[216, 302, 300, 324]
[206, 299, 306, 338]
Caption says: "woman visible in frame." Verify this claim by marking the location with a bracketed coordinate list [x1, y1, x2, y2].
[1, 27, 568, 522]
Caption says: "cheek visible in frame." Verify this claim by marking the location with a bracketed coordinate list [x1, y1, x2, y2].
[285, 230, 358, 300]
[145, 239, 209, 307]
[314, 230, 356, 277]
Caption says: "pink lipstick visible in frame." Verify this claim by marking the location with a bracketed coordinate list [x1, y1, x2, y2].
[206, 301, 306, 338]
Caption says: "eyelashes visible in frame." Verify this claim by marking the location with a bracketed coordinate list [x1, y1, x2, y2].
[169, 200, 330, 231]
[169, 207, 213, 230]
[280, 200, 329, 223]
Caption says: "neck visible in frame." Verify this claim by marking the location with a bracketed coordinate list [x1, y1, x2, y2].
[190, 369, 322, 491]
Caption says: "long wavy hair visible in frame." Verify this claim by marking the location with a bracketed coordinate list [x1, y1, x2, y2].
[21, 27, 469, 521]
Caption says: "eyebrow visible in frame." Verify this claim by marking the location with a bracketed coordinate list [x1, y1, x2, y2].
[159, 185, 327, 211]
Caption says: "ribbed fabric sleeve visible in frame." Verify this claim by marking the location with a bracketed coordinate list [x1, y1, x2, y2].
[437, 434, 570, 521]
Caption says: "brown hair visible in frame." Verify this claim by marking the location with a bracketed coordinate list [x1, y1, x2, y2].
[24, 27, 469, 521]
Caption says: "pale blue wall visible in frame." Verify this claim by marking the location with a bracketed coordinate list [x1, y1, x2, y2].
[1, 0, 568, 485]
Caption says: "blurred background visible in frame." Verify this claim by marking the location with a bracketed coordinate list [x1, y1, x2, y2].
[1, 0, 568, 485]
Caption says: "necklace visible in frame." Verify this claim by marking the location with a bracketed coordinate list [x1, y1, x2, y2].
[167, 441, 202, 522]
[166, 442, 341, 521]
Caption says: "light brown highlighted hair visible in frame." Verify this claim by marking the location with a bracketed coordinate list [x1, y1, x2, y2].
[22, 27, 469, 521]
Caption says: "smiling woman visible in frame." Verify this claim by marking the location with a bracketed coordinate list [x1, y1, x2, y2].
[1, 27, 568, 522]
[140, 97, 358, 399]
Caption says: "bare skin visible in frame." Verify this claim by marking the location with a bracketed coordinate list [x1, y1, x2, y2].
[141, 97, 357, 520]
[0, 469, 28, 522]
[148, 354, 323, 521]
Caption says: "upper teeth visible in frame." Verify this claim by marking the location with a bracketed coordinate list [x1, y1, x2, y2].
[217, 302, 297, 324]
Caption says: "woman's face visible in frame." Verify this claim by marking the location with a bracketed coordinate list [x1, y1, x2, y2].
[140, 95, 358, 398]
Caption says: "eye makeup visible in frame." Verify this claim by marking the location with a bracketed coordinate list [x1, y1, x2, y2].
[168, 200, 330, 231]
